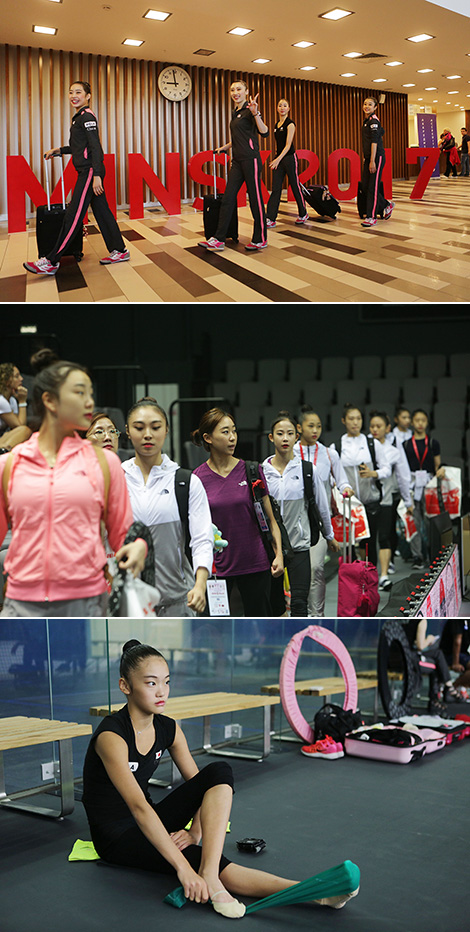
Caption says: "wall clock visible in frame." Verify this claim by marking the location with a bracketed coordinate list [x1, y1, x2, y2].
[158, 66, 192, 101]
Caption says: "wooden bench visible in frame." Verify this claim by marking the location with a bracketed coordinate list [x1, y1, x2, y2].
[90, 692, 280, 785]
[0, 716, 92, 819]
[261, 673, 380, 724]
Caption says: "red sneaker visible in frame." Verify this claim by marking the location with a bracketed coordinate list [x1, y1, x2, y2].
[23, 258, 59, 275]
[301, 735, 344, 760]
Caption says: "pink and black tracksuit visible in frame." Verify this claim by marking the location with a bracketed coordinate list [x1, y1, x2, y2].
[46, 106, 126, 263]
[361, 113, 391, 219]
[215, 103, 268, 245]
[267, 117, 306, 221]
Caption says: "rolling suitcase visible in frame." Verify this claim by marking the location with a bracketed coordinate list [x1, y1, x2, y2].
[356, 180, 385, 219]
[203, 153, 238, 242]
[300, 183, 341, 219]
[345, 724, 446, 764]
[36, 155, 84, 260]
[337, 496, 379, 617]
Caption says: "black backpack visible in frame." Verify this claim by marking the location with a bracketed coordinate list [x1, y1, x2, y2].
[174, 467, 192, 562]
[245, 460, 294, 565]
[314, 703, 364, 744]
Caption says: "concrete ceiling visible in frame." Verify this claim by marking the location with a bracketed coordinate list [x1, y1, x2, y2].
[3, 0, 470, 112]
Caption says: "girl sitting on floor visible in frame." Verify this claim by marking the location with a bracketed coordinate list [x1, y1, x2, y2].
[82, 639, 360, 918]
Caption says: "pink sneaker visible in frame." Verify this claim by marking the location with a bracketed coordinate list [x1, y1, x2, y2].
[198, 237, 225, 250]
[99, 249, 130, 265]
[244, 241, 268, 251]
[301, 735, 344, 760]
[361, 217, 377, 227]
[383, 201, 395, 220]
[295, 213, 309, 224]
[23, 257, 59, 275]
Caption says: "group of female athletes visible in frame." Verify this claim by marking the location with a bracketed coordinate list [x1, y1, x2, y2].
[0, 357, 421, 619]
[22, 76, 393, 274]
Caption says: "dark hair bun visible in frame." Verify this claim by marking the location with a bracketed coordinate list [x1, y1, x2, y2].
[122, 639, 141, 653]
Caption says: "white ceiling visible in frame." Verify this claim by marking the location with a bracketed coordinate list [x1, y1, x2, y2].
[3, 0, 470, 112]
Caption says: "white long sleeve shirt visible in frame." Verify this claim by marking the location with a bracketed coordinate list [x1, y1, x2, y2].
[262, 455, 334, 549]
[122, 454, 213, 607]
[293, 440, 351, 512]
[333, 433, 392, 505]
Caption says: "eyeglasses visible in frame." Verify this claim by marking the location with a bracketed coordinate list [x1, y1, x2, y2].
[91, 428, 121, 438]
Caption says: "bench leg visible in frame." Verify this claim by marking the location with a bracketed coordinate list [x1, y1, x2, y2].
[0, 739, 75, 819]
[201, 709, 272, 762]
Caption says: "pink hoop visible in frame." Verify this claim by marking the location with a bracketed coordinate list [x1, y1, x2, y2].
[279, 625, 358, 743]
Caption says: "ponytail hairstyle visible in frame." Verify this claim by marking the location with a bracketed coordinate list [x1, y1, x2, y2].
[32, 359, 89, 420]
[126, 396, 169, 427]
[369, 409, 390, 427]
[72, 80, 92, 96]
[119, 639, 167, 681]
[298, 403, 321, 425]
[270, 409, 298, 434]
[191, 407, 235, 451]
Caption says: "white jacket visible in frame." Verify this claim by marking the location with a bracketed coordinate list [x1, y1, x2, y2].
[333, 433, 392, 505]
[262, 455, 333, 550]
[293, 440, 350, 512]
[122, 455, 213, 607]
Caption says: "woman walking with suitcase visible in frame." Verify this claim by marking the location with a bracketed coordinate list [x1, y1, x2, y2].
[199, 80, 269, 252]
[266, 99, 308, 227]
[24, 81, 129, 275]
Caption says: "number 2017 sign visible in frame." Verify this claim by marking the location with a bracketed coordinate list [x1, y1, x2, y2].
[6, 147, 440, 234]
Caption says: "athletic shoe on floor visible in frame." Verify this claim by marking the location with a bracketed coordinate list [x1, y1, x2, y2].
[23, 257, 60, 275]
[198, 237, 225, 251]
[388, 562, 396, 574]
[412, 560, 425, 570]
[361, 217, 377, 227]
[295, 213, 309, 224]
[266, 219, 277, 228]
[379, 576, 392, 591]
[301, 735, 344, 760]
[444, 685, 470, 704]
[428, 698, 450, 717]
[245, 241, 268, 251]
[99, 249, 130, 265]
[383, 201, 395, 220]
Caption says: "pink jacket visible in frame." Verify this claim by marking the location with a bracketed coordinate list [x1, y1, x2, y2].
[0, 433, 134, 602]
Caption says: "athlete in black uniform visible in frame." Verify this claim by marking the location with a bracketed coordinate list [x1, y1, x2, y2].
[266, 99, 307, 227]
[24, 81, 129, 275]
[82, 639, 360, 916]
[360, 97, 394, 228]
[199, 80, 269, 251]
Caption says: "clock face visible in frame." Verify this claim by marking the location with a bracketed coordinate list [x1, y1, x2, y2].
[158, 66, 192, 101]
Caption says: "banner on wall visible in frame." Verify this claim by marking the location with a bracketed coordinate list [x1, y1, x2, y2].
[416, 114, 440, 179]
[6, 146, 441, 233]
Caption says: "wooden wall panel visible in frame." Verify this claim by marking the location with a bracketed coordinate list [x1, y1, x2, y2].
[0, 43, 408, 217]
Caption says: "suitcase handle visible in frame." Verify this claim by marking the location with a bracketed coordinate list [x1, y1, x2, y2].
[342, 493, 353, 562]
[43, 154, 66, 211]
[212, 151, 229, 197]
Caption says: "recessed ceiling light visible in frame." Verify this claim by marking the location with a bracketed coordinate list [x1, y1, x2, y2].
[300, 66, 317, 71]
[320, 8, 353, 20]
[406, 34, 434, 43]
[193, 49, 215, 56]
[293, 41, 315, 48]
[143, 9, 171, 20]
[417, 68, 433, 73]
[228, 27, 253, 36]
[343, 51, 362, 57]
[424, 86, 437, 90]
[340, 72, 356, 77]
[33, 25, 57, 34]
[123, 38, 144, 46]
[373, 78, 387, 83]
[252, 58, 271, 64]
[385, 61, 403, 67]
[446, 74, 461, 80]
[403, 83, 416, 87]
[448, 90, 459, 94]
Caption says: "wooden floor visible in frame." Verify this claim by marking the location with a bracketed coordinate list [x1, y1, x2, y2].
[2, 177, 470, 304]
